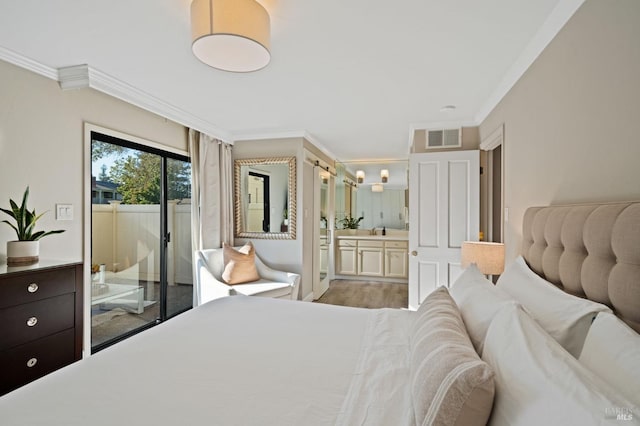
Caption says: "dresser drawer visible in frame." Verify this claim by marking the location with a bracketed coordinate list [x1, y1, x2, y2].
[0, 328, 76, 394]
[0, 293, 75, 351]
[0, 268, 76, 309]
[338, 239, 357, 247]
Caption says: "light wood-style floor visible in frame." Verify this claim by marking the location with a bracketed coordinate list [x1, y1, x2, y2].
[314, 279, 408, 309]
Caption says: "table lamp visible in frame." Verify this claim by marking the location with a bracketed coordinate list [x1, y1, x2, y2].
[461, 241, 505, 276]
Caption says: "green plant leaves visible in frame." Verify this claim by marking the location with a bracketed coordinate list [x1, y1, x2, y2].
[338, 215, 364, 229]
[1, 187, 65, 241]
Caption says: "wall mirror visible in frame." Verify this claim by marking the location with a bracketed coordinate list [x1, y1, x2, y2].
[234, 157, 296, 240]
[336, 160, 408, 230]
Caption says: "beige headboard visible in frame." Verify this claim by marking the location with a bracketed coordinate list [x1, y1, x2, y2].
[522, 202, 640, 333]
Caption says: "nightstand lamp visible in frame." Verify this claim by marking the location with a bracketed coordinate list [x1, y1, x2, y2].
[461, 241, 505, 276]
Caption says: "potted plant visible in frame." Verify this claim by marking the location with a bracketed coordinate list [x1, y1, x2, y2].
[338, 215, 364, 233]
[1, 187, 65, 265]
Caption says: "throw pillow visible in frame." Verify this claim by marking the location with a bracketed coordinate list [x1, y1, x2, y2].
[221, 242, 260, 285]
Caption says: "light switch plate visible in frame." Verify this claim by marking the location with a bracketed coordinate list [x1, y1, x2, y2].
[56, 204, 73, 221]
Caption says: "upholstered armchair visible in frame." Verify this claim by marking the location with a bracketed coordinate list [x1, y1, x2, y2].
[195, 246, 300, 306]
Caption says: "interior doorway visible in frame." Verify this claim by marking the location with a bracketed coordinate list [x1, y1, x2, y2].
[480, 124, 505, 244]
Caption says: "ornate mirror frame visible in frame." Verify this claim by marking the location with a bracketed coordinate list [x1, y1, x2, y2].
[234, 156, 297, 240]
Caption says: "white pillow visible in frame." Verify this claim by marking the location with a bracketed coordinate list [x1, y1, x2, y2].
[450, 264, 519, 355]
[482, 304, 636, 426]
[579, 312, 640, 407]
[496, 256, 611, 357]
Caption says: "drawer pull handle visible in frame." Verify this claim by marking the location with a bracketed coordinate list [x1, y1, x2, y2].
[27, 358, 38, 368]
[26, 316, 38, 327]
[27, 283, 39, 293]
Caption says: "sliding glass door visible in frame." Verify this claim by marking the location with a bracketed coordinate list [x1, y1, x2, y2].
[90, 132, 192, 351]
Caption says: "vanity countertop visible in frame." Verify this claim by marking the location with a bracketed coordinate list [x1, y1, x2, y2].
[336, 234, 408, 241]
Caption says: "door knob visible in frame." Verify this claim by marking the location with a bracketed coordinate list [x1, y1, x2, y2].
[411, 251, 417, 256]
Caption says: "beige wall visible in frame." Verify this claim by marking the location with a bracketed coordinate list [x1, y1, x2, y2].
[0, 59, 187, 262]
[233, 137, 335, 300]
[479, 0, 640, 261]
[233, 137, 310, 298]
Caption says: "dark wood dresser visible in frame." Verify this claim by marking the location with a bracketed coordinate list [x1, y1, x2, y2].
[0, 261, 83, 395]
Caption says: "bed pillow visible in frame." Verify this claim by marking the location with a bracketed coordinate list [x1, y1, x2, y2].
[410, 286, 495, 426]
[496, 256, 611, 357]
[221, 242, 260, 285]
[449, 264, 520, 355]
[482, 303, 636, 426]
[578, 312, 640, 406]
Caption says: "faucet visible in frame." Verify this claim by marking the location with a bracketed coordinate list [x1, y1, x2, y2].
[370, 227, 376, 236]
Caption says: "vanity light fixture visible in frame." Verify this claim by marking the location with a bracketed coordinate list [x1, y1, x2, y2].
[191, 0, 271, 73]
[380, 169, 389, 183]
[371, 183, 384, 193]
[356, 170, 365, 184]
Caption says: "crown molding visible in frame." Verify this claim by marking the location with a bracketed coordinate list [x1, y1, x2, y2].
[85, 67, 232, 142]
[58, 64, 90, 90]
[473, 0, 585, 125]
[0, 46, 58, 80]
[0, 46, 232, 142]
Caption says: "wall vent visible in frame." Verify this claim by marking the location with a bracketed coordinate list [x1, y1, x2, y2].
[426, 128, 461, 149]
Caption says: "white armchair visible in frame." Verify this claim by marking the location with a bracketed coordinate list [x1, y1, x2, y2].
[195, 247, 300, 305]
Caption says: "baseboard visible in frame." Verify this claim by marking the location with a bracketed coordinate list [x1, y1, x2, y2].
[333, 275, 408, 284]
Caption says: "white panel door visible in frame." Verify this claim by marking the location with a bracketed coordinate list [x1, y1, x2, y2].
[408, 150, 479, 309]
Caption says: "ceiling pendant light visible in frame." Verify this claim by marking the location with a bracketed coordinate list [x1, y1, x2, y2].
[191, 0, 271, 73]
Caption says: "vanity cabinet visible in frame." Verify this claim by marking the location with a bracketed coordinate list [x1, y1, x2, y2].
[336, 240, 357, 275]
[384, 241, 408, 278]
[358, 241, 384, 277]
[336, 238, 408, 279]
[0, 261, 83, 395]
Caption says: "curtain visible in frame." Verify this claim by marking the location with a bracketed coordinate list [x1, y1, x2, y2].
[189, 129, 234, 306]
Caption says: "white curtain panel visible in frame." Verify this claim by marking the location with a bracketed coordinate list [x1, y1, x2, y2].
[189, 129, 234, 306]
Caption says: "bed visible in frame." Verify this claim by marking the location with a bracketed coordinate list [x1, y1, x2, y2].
[1, 202, 639, 426]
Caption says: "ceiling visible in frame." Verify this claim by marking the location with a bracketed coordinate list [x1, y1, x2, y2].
[0, 0, 582, 162]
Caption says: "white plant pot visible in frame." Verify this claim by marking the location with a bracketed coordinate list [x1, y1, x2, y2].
[7, 240, 39, 265]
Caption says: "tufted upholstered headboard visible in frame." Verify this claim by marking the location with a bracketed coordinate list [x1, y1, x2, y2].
[522, 202, 640, 333]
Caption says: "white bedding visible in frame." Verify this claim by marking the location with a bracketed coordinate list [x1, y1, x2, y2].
[0, 296, 414, 426]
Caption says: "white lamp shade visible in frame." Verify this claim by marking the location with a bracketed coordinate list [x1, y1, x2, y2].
[356, 170, 365, 184]
[380, 169, 389, 183]
[461, 241, 505, 275]
[371, 183, 384, 193]
[191, 0, 271, 72]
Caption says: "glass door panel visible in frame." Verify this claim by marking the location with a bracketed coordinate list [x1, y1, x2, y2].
[90, 133, 192, 351]
[91, 142, 161, 348]
[166, 157, 193, 318]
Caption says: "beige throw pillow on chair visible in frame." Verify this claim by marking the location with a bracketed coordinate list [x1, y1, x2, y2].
[222, 242, 260, 285]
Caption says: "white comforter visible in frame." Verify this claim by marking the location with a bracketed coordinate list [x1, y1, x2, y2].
[0, 296, 414, 426]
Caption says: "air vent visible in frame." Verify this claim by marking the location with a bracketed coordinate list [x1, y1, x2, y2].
[426, 128, 461, 149]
